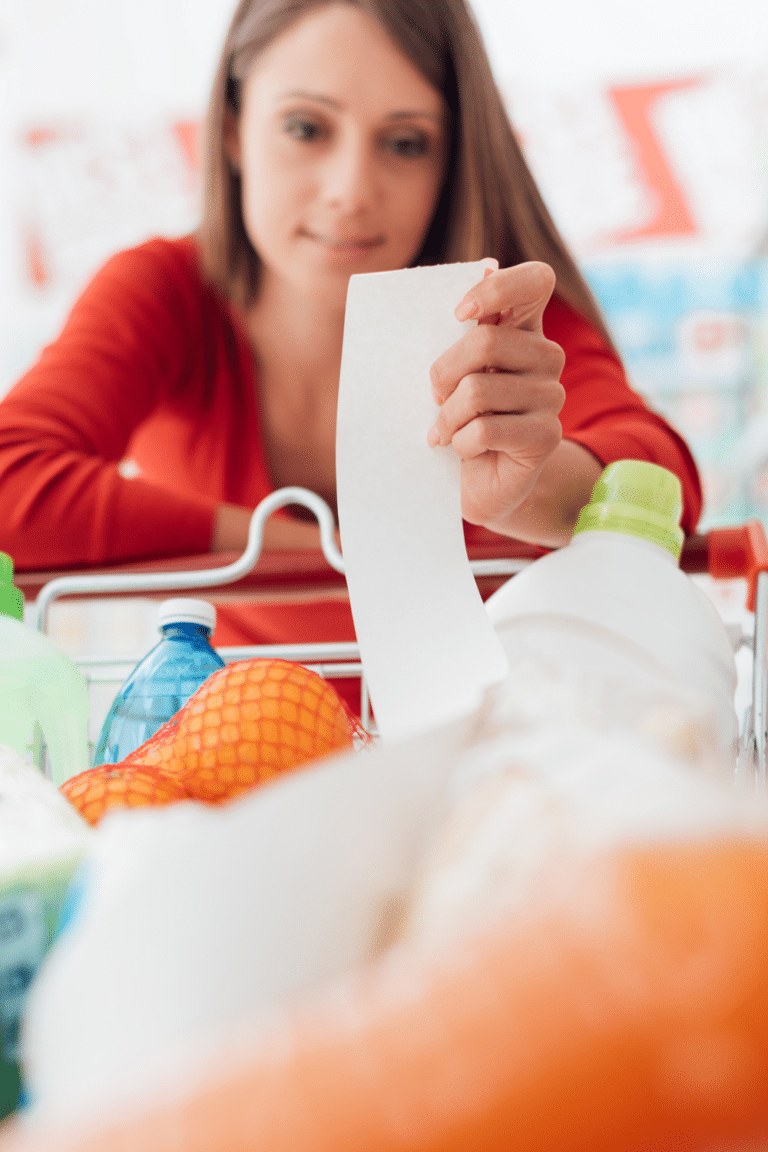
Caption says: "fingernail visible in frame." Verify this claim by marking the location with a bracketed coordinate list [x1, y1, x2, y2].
[455, 297, 478, 322]
[427, 426, 441, 448]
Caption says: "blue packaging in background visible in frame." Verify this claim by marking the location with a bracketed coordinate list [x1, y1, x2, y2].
[584, 258, 768, 531]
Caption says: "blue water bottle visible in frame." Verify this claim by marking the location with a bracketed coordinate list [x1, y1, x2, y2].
[93, 599, 225, 766]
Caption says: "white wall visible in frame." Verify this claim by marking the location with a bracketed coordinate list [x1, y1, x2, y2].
[471, 0, 768, 84]
[0, 0, 233, 118]
[1, 0, 766, 381]
[4, 0, 768, 116]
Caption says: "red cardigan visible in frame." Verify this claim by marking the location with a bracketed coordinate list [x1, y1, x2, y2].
[0, 236, 701, 647]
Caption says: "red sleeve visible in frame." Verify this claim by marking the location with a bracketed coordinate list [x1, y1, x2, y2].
[544, 296, 703, 534]
[0, 239, 218, 570]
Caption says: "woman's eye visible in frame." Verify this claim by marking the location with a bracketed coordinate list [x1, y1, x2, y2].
[386, 134, 429, 158]
[284, 117, 324, 142]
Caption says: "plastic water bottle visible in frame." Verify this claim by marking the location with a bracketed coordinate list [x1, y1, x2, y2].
[0, 554, 90, 788]
[93, 599, 225, 766]
[485, 461, 739, 758]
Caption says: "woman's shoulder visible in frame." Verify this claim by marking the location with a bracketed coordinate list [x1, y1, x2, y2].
[93, 234, 208, 305]
[71, 233, 240, 344]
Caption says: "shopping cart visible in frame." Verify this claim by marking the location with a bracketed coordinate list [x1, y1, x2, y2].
[16, 487, 768, 790]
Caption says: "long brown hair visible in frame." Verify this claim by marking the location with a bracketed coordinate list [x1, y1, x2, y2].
[198, 0, 613, 344]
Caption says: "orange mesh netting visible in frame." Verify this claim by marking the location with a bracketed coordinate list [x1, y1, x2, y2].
[60, 660, 371, 823]
[127, 658, 367, 802]
[61, 764, 189, 827]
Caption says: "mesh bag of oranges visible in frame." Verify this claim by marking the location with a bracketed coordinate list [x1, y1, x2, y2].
[62, 659, 371, 825]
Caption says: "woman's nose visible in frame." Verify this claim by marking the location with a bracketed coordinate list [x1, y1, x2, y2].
[320, 132, 376, 213]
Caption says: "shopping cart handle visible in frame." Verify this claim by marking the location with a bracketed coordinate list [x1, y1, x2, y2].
[683, 522, 768, 612]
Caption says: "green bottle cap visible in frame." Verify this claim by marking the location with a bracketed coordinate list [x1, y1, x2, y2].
[573, 460, 684, 561]
[0, 553, 25, 621]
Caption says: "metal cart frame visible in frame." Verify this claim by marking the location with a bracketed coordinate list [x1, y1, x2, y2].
[23, 487, 768, 790]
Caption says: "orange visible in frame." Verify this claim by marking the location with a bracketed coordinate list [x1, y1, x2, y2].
[60, 763, 189, 827]
[124, 658, 367, 803]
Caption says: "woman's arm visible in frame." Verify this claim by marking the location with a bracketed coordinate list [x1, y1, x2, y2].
[211, 503, 327, 552]
[0, 240, 219, 570]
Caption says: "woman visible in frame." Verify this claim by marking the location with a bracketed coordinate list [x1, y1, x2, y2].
[0, 0, 701, 658]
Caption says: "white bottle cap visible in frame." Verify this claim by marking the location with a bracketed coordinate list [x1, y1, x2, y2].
[157, 599, 217, 633]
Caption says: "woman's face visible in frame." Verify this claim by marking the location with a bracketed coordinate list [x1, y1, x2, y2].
[229, 3, 448, 310]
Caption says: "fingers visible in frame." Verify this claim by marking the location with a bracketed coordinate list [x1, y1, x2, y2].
[450, 409, 562, 463]
[425, 260, 564, 531]
[430, 323, 565, 407]
[428, 368, 565, 452]
[427, 260, 563, 534]
[454, 412, 563, 529]
[455, 261, 556, 332]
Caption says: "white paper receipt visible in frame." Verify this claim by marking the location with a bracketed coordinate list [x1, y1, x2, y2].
[337, 263, 510, 743]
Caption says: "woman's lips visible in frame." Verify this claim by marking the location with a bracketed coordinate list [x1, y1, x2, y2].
[303, 230, 384, 259]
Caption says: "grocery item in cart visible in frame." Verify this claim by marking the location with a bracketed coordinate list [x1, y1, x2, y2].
[0, 744, 91, 1121]
[93, 599, 224, 766]
[120, 657, 366, 803]
[485, 460, 739, 758]
[60, 764, 190, 827]
[10, 664, 768, 1150]
[0, 555, 89, 788]
[72, 659, 365, 817]
[16, 715, 463, 1128]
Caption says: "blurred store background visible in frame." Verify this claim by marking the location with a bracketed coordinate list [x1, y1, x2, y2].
[0, 0, 767, 691]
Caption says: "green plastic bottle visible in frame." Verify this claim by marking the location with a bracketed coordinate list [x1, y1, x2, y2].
[485, 461, 738, 757]
[0, 554, 89, 786]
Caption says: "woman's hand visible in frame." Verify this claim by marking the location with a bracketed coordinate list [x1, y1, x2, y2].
[428, 261, 597, 546]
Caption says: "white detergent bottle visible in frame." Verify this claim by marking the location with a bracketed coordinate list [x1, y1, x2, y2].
[484, 461, 739, 759]
[0, 554, 90, 786]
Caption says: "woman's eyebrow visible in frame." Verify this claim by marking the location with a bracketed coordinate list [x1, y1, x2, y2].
[387, 110, 444, 124]
[277, 90, 443, 122]
[277, 89, 342, 108]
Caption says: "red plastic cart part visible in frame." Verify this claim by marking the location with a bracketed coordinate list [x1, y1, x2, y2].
[12, 549, 349, 604]
[13, 526, 768, 609]
[12, 542, 546, 606]
[704, 521, 768, 612]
